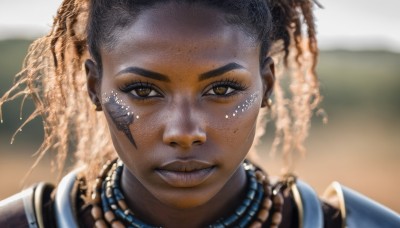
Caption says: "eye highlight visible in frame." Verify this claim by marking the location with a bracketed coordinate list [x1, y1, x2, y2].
[204, 79, 247, 97]
[119, 81, 162, 99]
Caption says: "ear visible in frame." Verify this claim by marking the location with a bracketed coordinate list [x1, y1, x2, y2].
[260, 57, 275, 108]
[85, 59, 102, 111]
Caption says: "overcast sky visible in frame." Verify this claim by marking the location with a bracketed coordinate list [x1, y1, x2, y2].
[1, 0, 400, 52]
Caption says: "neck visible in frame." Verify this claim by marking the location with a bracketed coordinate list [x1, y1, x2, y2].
[121, 165, 247, 228]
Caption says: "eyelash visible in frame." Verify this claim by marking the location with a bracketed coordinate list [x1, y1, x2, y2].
[119, 80, 162, 100]
[204, 79, 247, 97]
[118, 78, 247, 100]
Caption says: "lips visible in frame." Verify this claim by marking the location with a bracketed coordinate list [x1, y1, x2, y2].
[156, 160, 216, 187]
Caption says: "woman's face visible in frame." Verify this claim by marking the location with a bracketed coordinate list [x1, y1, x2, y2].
[87, 2, 273, 209]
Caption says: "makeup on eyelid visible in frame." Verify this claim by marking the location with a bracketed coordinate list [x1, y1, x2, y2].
[225, 92, 259, 119]
[103, 91, 139, 147]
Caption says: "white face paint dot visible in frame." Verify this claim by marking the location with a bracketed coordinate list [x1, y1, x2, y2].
[136, 115, 140, 119]
[225, 92, 260, 119]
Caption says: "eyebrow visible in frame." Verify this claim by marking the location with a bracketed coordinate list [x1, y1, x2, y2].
[116, 62, 245, 82]
[199, 62, 245, 81]
[116, 67, 170, 82]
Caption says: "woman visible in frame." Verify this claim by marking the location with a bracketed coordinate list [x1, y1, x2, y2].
[0, 0, 399, 227]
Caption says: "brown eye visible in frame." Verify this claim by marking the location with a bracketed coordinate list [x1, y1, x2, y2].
[207, 86, 235, 96]
[135, 88, 152, 97]
[213, 86, 228, 95]
[120, 81, 161, 99]
[204, 80, 245, 97]
[131, 87, 159, 98]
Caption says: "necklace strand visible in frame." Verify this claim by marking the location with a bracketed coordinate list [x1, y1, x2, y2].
[91, 160, 284, 228]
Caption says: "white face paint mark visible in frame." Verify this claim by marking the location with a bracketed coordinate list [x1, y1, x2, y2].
[102, 91, 135, 117]
[225, 92, 259, 119]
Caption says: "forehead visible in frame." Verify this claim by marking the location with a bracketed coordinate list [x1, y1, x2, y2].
[102, 2, 260, 69]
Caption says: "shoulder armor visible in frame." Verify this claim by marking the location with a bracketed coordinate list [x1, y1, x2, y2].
[54, 168, 83, 228]
[0, 182, 54, 228]
[323, 182, 400, 228]
[291, 179, 324, 228]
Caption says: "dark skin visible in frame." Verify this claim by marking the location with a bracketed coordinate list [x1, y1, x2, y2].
[86, 2, 274, 227]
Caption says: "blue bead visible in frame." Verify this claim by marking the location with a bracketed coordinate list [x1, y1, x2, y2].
[223, 214, 238, 226]
[101, 192, 110, 212]
[238, 216, 252, 228]
[243, 198, 251, 207]
[246, 189, 256, 200]
[210, 223, 225, 228]
[249, 178, 258, 190]
[236, 205, 247, 215]
[107, 196, 116, 205]
[114, 188, 125, 201]
[115, 208, 126, 219]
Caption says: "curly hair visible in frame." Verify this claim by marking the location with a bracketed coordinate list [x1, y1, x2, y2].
[0, 0, 322, 190]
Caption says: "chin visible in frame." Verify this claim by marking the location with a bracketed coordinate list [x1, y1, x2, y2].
[157, 187, 219, 209]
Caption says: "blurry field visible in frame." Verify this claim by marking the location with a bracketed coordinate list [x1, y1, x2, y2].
[258, 112, 400, 213]
[1, 40, 399, 213]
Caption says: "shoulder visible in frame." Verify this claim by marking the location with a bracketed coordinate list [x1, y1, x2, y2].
[290, 179, 400, 228]
[322, 181, 400, 228]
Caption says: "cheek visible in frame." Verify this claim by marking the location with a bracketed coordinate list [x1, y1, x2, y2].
[208, 92, 261, 147]
[224, 92, 259, 120]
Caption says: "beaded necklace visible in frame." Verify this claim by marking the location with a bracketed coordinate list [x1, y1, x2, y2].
[91, 159, 284, 228]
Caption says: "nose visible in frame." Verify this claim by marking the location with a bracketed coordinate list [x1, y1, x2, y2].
[162, 102, 206, 149]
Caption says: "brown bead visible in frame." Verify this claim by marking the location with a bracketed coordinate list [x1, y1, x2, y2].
[262, 198, 272, 210]
[249, 221, 263, 228]
[91, 206, 103, 220]
[255, 171, 265, 182]
[118, 200, 128, 210]
[257, 208, 270, 222]
[263, 184, 272, 196]
[95, 178, 102, 188]
[104, 211, 116, 223]
[106, 187, 113, 198]
[95, 220, 108, 228]
[273, 193, 284, 206]
[92, 193, 101, 203]
[111, 221, 126, 228]
[271, 212, 282, 225]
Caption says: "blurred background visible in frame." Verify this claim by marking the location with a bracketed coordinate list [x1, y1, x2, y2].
[1, 0, 399, 213]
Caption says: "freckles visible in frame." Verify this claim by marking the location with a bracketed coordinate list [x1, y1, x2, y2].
[103, 90, 139, 148]
[225, 92, 259, 119]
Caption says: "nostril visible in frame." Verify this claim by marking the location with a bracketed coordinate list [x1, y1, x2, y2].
[168, 140, 203, 148]
[193, 140, 203, 146]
